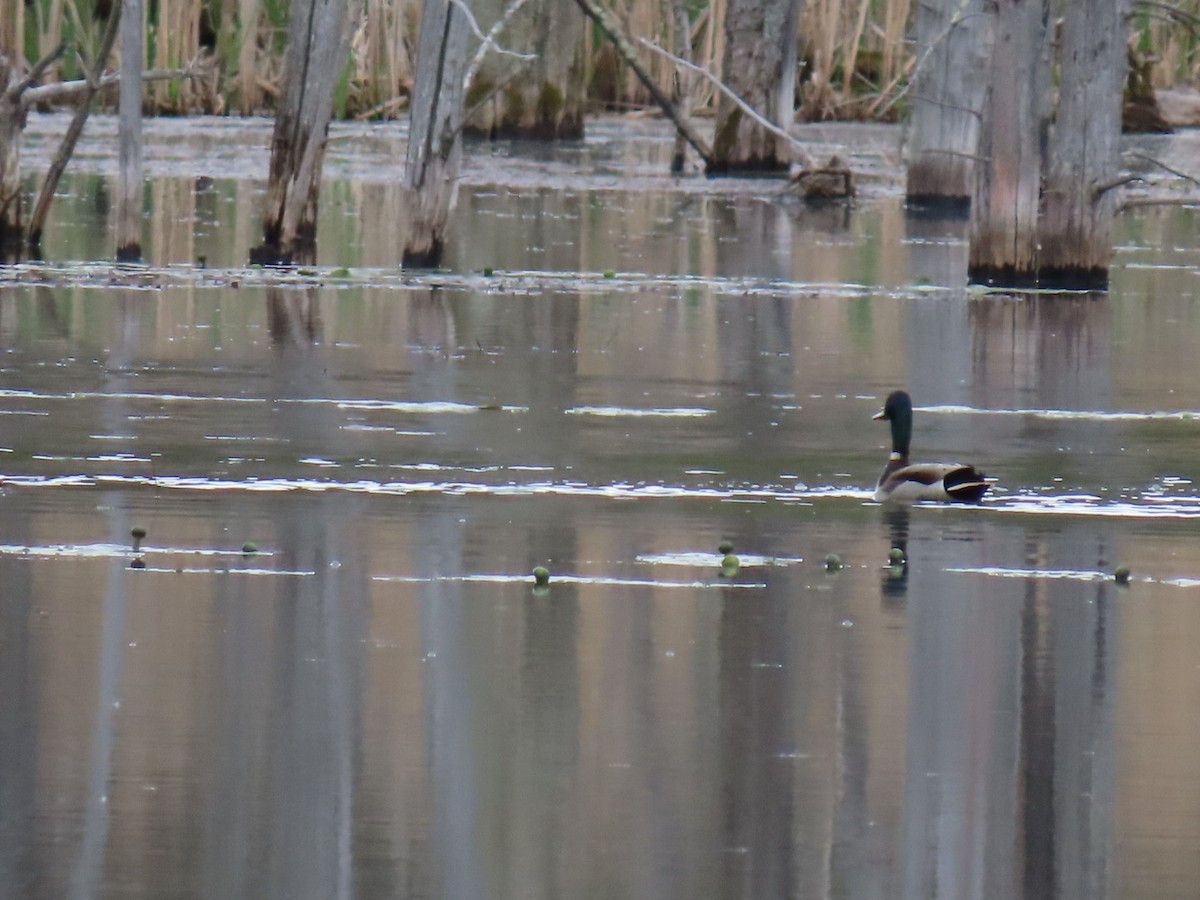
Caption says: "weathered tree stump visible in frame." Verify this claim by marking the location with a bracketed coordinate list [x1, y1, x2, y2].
[402, 0, 471, 268]
[967, 0, 1045, 288]
[463, 0, 586, 140]
[708, 0, 801, 175]
[116, 0, 144, 262]
[0, 56, 25, 259]
[905, 0, 989, 215]
[1039, 0, 1129, 291]
[252, 0, 357, 265]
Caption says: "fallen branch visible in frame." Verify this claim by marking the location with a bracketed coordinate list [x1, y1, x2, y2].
[570, 0, 714, 166]
[22, 66, 203, 107]
[1125, 150, 1200, 187]
[1117, 196, 1200, 214]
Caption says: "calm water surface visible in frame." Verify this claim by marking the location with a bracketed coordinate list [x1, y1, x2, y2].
[1, 116, 1200, 898]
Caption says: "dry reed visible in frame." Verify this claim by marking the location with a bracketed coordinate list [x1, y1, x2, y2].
[10, 0, 1200, 122]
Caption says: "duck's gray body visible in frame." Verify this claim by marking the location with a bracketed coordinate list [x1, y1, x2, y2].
[873, 391, 989, 504]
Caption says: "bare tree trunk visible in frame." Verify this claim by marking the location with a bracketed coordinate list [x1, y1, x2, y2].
[905, 0, 989, 214]
[709, 0, 800, 175]
[669, 0, 694, 173]
[116, 0, 144, 262]
[967, 0, 1045, 287]
[464, 0, 586, 140]
[252, 0, 357, 265]
[402, 0, 471, 268]
[0, 56, 23, 258]
[1038, 0, 1128, 290]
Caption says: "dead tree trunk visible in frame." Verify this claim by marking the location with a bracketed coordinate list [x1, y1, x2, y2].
[116, 0, 144, 262]
[708, 0, 801, 175]
[0, 56, 24, 258]
[1038, 0, 1128, 290]
[402, 0, 471, 268]
[905, 0, 989, 214]
[669, 0, 695, 173]
[967, 0, 1046, 288]
[463, 0, 586, 140]
[252, 0, 357, 265]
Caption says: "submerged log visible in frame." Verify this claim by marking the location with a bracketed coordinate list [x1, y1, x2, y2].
[1038, 0, 1128, 291]
[788, 155, 854, 202]
[402, 0, 472, 268]
[967, 0, 1045, 288]
[252, 0, 357, 265]
[708, 0, 801, 175]
[116, 0, 143, 262]
[463, 0, 586, 140]
[905, 0, 989, 214]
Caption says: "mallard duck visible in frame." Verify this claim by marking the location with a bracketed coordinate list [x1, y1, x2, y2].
[872, 390, 989, 503]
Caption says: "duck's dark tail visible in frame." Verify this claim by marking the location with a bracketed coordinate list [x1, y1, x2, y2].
[944, 466, 990, 503]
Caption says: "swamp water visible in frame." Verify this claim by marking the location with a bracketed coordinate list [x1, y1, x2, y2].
[1, 115, 1200, 898]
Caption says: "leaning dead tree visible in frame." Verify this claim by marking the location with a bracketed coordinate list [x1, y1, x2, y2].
[402, 0, 471, 268]
[708, 0, 801, 174]
[969, 0, 1129, 290]
[905, 0, 990, 213]
[464, 0, 585, 139]
[252, 0, 359, 264]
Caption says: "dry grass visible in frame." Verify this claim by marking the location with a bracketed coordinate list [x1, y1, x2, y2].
[10, 0, 1199, 122]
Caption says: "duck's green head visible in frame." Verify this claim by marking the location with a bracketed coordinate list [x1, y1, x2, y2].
[873, 390, 912, 456]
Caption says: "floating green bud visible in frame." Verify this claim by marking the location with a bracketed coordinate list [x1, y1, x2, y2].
[718, 540, 734, 555]
[242, 542, 259, 555]
[1114, 565, 1130, 585]
[888, 547, 905, 565]
[824, 554, 843, 572]
[533, 566, 550, 586]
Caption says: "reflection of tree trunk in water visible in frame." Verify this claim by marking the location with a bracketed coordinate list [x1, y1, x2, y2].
[266, 287, 322, 348]
[70, 291, 141, 899]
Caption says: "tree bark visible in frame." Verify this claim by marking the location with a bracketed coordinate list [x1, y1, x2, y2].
[253, 0, 357, 265]
[1038, 0, 1128, 290]
[967, 0, 1046, 288]
[708, 0, 801, 175]
[402, 0, 472, 268]
[116, 0, 144, 262]
[0, 55, 24, 257]
[905, 0, 990, 214]
[463, 0, 586, 140]
[669, 0, 694, 173]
